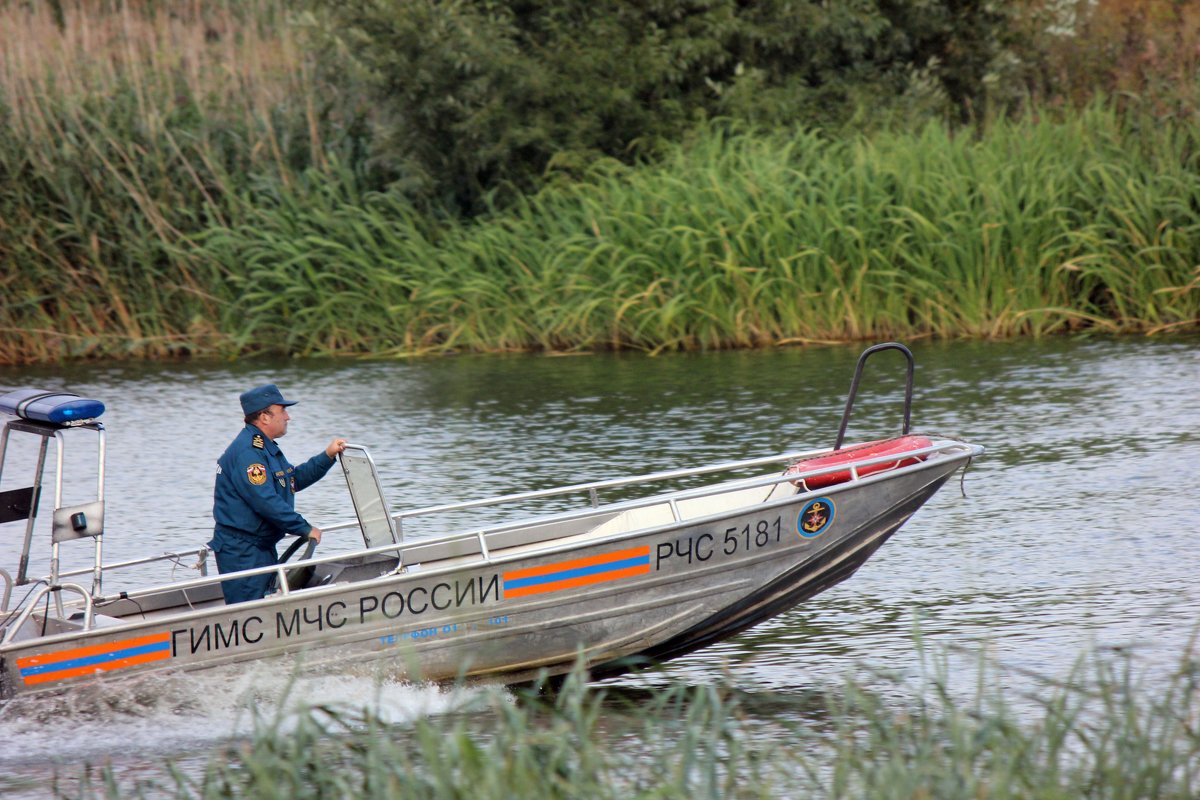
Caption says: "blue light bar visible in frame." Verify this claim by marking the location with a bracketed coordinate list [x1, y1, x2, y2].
[0, 389, 105, 425]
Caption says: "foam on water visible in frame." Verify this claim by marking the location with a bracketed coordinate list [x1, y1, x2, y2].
[0, 658, 485, 774]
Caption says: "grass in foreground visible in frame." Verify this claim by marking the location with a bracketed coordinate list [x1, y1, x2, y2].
[58, 641, 1200, 799]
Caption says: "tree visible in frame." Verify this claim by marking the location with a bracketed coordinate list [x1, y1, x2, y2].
[309, 0, 1011, 213]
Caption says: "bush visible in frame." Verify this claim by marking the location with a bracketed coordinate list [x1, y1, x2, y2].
[307, 0, 1012, 213]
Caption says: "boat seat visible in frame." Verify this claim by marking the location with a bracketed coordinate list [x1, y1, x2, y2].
[584, 476, 796, 539]
[86, 582, 225, 619]
[68, 611, 127, 629]
[763, 477, 799, 501]
[307, 553, 399, 588]
[675, 483, 792, 519]
[580, 503, 675, 538]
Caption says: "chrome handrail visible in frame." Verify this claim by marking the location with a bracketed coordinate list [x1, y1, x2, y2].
[391, 444, 839, 522]
[27, 439, 977, 613]
[834, 342, 914, 451]
[0, 568, 11, 613]
[44, 442, 886, 583]
[1, 583, 93, 645]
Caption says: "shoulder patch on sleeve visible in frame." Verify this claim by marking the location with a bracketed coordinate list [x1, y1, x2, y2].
[247, 463, 268, 485]
[252, 434, 265, 449]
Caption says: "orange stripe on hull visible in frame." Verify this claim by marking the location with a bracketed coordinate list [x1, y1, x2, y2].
[21, 649, 172, 686]
[504, 563, 651, 598]
[503, 545, 651, 582]
[16, 632, 171, 669]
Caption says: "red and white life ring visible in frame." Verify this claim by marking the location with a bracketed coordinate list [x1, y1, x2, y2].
[785, 434, 933, 490]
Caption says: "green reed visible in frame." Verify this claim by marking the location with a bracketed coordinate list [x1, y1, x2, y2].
[3, 1, 1198, 363]
[55, 641, 1200, 799]
[0, 0, 331, 364]
[198, 106, 1200, 358]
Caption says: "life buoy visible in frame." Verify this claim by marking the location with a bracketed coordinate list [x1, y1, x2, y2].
[785, 434, 933, 490]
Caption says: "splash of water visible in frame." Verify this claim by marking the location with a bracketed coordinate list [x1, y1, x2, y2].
[0, 657, 485, 770]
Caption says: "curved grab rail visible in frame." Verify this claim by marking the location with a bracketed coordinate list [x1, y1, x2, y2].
[1, 583, 93, 645]
[833, 342, 915, 451]
[0, 568, 11, 613]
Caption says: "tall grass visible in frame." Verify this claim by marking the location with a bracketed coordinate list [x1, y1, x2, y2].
[201, 107, 1200, 358]
[56, 643, 1200, 798]
[3, 3, 1198, 364]
[0, 0, 341, 363]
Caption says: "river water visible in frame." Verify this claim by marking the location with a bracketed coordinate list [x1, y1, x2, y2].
[0, 337, 1197, 792]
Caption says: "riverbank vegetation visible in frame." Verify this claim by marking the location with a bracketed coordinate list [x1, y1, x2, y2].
[57, 642, 1200, 798]
[2, 0, 1198, 365]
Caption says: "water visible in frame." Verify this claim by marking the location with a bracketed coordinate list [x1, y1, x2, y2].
[1, 337, 1197, 791]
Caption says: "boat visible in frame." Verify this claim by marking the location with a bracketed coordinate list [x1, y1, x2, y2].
[0, 343, 983, 699]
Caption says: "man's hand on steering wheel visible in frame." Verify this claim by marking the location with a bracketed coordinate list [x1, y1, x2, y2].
[279, 528, 321, 590]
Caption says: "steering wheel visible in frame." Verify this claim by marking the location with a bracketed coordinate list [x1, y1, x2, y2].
[278, 535, 318, 590]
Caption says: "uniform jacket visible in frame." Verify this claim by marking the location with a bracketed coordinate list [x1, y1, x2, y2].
[212, 424, 336, 546]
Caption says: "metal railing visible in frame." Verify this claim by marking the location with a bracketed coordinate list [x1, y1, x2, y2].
[2, 583, 93, 644]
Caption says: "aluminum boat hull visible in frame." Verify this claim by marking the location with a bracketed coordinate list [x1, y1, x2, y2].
[0, 343, 983, 700]
[0, 449, 970, 698]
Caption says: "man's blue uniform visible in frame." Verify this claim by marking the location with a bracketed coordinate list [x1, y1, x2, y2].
[209, 424, 336, 604]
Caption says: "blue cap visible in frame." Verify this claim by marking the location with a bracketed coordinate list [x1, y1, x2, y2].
[239, 384, 298, 415]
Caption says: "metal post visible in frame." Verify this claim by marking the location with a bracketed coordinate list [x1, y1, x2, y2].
[91, 425, 106, 597]
[12, 434, 49, 586]
[50, 430, 66, 617]
[0, 567, 12, 612]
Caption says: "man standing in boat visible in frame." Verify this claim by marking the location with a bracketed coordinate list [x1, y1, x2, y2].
[210, 384, 347, 604]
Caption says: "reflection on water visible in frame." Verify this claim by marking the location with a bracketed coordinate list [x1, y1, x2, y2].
[1, 337, 1198, 785]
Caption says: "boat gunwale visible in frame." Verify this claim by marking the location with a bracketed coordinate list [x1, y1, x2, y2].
[47, 438, 978, 597]
[42, 441, 852, 582]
